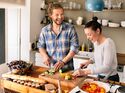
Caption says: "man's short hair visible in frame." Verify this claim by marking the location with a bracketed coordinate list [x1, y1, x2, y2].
[47, 3, 63, 15]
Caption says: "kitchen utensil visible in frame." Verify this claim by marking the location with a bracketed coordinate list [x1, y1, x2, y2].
[108, 22, 120, 27]
[102, 19, 109, 26]
[121, 21, 125, 27]
[58, 79, 62, 93]
[115, 86, 125, 93]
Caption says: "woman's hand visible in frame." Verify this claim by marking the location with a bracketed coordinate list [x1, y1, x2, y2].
[72, 69, 92, 77]
[80, 60, 91, 69]
[54, 61, 65, 71]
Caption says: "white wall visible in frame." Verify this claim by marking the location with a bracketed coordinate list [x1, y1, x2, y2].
[30, 0, 43, 42]
[20, 0, 43, 62]
[30, 0, 44, 62]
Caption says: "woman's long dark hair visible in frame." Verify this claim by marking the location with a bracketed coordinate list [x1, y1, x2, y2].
[85, 17, 102, 33]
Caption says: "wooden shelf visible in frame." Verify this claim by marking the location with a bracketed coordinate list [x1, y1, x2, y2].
[74, 24, 125, 29]
[102, 26, 125, 29]
[64, 9, 82, 11]
[103, 9, 125, 12]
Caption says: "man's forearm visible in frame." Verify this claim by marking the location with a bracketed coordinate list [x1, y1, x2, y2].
[62, 51, 76, 64]
[39, 48, 49, 58]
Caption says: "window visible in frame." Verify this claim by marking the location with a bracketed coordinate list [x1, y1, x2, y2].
[0, 9, 5, 64]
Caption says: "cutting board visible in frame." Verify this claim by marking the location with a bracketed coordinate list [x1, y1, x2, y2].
[39, 70, 86, 90]
[3, 80, 48, 93]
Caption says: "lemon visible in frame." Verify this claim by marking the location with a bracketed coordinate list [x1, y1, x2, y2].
[65, 75, 71, 80]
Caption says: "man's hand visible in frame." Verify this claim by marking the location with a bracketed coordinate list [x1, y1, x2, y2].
[43, 57, 51, 66]
[54, 61, 64, 71]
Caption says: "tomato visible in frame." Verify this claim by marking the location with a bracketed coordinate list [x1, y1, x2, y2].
[100, 87, 106, 93]
[81, 82, 106, 93]
[90, 83, 97, 91]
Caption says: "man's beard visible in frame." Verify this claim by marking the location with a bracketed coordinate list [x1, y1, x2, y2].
[53, 19, 63, 25]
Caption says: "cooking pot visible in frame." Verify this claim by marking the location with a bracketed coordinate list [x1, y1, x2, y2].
[115, 86, 125, 93]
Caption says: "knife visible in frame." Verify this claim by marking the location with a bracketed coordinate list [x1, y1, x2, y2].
[58, 79, 62, 93]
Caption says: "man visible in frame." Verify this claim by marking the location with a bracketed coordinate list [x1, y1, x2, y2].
[37, 3, 79, 71]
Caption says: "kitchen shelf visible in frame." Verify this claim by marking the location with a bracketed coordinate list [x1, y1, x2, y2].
[103, 9, 125, 12]
[64, 9, 82, 11]
[74, 25, 125, 29]
[102, 26, 125, 29]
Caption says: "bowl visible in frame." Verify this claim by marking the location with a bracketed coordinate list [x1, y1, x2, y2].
[7, 60, 33, 75]
[121, 21, 125, 27]
[108, 22, 120, 27]
[80, 79, 110, 93]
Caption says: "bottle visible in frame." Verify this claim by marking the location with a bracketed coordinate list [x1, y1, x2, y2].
[81, 42, 85, 51]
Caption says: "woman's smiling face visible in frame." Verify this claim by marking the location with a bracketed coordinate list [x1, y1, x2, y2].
[84, 28, 100, 43]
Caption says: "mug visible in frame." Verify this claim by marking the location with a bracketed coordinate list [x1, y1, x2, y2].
[102, 19, 109, 26]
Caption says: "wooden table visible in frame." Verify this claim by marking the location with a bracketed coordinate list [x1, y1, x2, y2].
[2, 66, 48, 93]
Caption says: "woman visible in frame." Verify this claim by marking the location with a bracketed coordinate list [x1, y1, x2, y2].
[73, 17, 119, 82]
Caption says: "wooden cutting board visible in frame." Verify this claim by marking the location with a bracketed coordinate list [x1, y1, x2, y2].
[39, 70, 86, 90]
[3, 80, 48, 93]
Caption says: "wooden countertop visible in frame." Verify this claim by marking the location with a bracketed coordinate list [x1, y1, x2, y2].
[2, 66, 125, 93]
[2, 66, 86, 92]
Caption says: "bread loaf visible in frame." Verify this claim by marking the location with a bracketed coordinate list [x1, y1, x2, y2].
[2, 73, 47, 84]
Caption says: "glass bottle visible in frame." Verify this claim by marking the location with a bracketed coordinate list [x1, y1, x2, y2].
[81, 42, 85, 51]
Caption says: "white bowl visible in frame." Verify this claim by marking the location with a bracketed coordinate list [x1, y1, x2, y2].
[79, 79, 110, 93]
[121, 21, 125, 27]
[108, 22, 120, 27]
